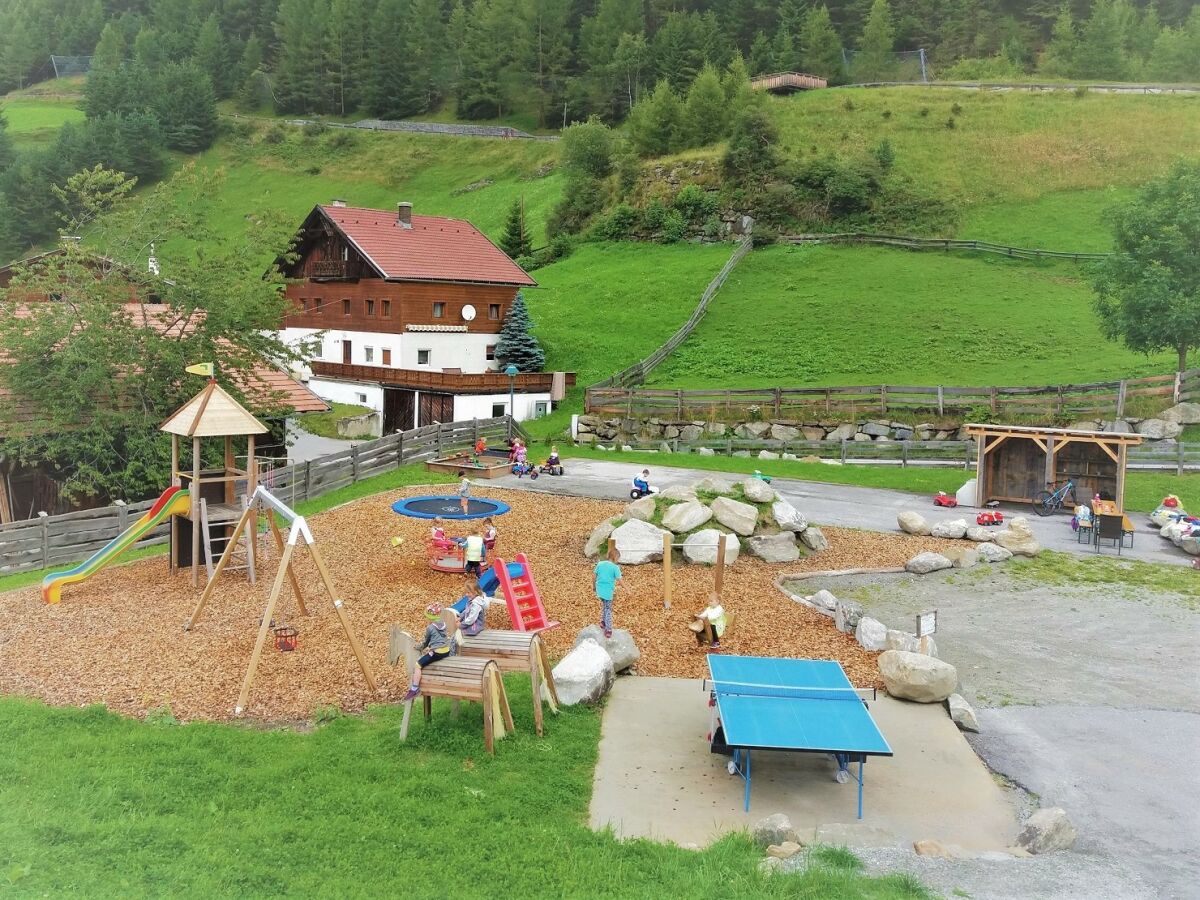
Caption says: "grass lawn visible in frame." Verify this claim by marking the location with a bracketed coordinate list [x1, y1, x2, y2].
[1005, 550, 1200, 610]
[297, 402, 374, 439]
[957, 187, 1131, 252]
[764, 87, 1200, 243]
[558, 444, 1200, 513]
[2, 97, 84, 148]
[0, 698, 930, 898]
[647, 244, 1175, 389]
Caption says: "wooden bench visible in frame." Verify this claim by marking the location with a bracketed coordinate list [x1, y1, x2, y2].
[458, 629, 559, 735]
[389, 628, 514, 753]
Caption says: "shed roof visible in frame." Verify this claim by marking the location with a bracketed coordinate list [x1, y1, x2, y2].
[314, 205, 536, 286]
[964, 423, 1143, 444]
[160, 380, 270, 437]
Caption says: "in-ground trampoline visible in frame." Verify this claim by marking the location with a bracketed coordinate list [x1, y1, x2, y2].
[391, 496, 512, 520]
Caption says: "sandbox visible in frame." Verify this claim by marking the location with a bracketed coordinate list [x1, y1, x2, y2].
[425, 449, 513, 479]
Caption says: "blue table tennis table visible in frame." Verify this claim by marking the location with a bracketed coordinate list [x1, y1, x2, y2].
[706, 655, 893, 819]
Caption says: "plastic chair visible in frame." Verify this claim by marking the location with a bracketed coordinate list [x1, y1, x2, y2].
[1095, 515, 1124, 554]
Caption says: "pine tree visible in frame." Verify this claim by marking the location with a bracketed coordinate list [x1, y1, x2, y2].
[628, 79, 683, 157]
[193, 12, 229, 98]
[366, 0, 426, 118]
[1074, 0, 1130, 79]
[494, 292, 545, 372]
[1039, 4, 1076, 76]
[499, 197, 533, 259]
[272, 0, 328, 113]
[801, 6, 845, 82]
[683, 64, 727, 147]
[855, 0, 895, 82]
[325, 0, 369, 116]
[235, 35, 267, 111]
[0, 111, 12, 170]
[154, 62, 219, 152]
[523, 0, 571, 127]
[134, 27, 166, 73]
[722, 51, 753, 108]
[748, 30, 776, 75]
[84, 22, 127, 118]
[653, 13, 704, 92]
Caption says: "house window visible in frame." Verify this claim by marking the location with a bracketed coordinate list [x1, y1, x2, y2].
[366, 299, 375, 316]
[342, 299, 351, 316]
[417, 349, 431, 365]
[382, 348, 392, 365]
[485, 344, 497, 361]
[492, 403, 507, 417]
[433, 302, 445, 318]
[364, 346, 374, 363]
[298, 298, 308, 311]
[489, 304, 500, 320]
[356, 392, 367, 404]
[313, 299, 323, 314]
[382, 299, 391, 318]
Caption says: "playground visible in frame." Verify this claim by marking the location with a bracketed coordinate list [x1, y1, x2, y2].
[0, 484, 969, 721]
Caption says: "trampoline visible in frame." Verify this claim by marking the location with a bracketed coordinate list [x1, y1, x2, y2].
[392, 496, 511, 520]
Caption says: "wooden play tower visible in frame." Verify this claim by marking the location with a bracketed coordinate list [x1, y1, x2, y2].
[160, 378, 265, 587]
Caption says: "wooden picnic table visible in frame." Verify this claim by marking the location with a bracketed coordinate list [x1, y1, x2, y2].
[1092, 498, 1121, 517]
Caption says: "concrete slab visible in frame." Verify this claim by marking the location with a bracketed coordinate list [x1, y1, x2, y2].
[590, 676, 1018, 850]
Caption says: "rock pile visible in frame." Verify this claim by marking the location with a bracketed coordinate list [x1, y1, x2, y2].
[584, 477, 823, 566]
[896, 511, 1037, 571]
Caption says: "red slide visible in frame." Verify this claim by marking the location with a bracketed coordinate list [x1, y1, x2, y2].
[493, 552, 558, 633]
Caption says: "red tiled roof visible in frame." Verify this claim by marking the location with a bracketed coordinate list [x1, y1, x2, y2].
[318, 205, 536, 287]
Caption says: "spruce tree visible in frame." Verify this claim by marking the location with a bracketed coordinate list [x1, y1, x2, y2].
[235, 36, 267, 111]
[499, 197, 532, 259]
[801, 6, 845, 82]
[855, 0, 895, 81]
[0, 111, 14, 171]
[494, 292, 545, 372]
[628, 79, 683, 156]
[683, 64, 727, 147]
[84, 23, 128, 118]
[154, 62, 219, 152]
[722, 51, 753, 107]
[192, 12, 229, 98]
[748, 30, 776, 74]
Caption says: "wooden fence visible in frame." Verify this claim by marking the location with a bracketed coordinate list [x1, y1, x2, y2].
[785, 232, 1109, 261]
[0, 416, 521, 577]
[586, 371, 1199, 421]
[591, 237, 753, 391]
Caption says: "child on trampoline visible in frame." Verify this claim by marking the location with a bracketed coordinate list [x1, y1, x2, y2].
[458, 471, 471, 514]
[402, 603, 453, 700]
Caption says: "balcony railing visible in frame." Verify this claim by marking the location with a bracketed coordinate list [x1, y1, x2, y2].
[309, 361, 575, 394]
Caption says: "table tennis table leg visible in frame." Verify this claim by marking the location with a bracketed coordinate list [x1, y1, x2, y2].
[857, 759, 864, 820]
[743, 749, 751, 812]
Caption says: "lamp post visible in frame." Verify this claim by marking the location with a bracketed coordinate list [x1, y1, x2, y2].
[505, 364, 519, 424]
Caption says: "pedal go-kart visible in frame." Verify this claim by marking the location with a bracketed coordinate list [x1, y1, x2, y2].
[512, 461, 539, 479]
[976, 511, 1005, 526]
[629, 485, 659, 500]
[540, 463, 564, 476]
[933, 491, 958, 508]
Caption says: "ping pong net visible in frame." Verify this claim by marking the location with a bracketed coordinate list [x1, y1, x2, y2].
[704, 679, 877, 702]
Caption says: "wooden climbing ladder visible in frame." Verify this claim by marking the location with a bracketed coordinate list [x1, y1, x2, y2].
[200, 496, 256, 584]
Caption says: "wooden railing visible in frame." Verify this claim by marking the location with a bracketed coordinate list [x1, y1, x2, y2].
[586, 371, 1199, 420]
[785, 232, 1109, 261]
[0, 416, 524, 575]
[310, 362, 575, 394]
[751, 72, 829, 91]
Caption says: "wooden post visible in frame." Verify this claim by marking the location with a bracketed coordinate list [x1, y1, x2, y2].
[901, 442, 908, 468]
[351, 445, 360, 483]
[267, 510, 307, 616]
[224, 436, 235, 504]
[1177, 441, 1185, 478]
[773, 388, 781, 418]
[529, 646, 545, 736]
[880, 385, 887, 415]
[186, 502, 256, 631]
[1116, 380, 1127, 419]
[234, 541, 295, 715]
[310, 543, 378, 693]
[304, 460, 312, 500]
[937, 386, 944, 416]
[841, 439, 848, 464]
[482, 676, 495, 755]
[662, 532, 673, 610]
[191, 436, 202, 587]
[169, 435, 180, 573]
[38, 511, 48, 568]
[1174, 371, 1182, 405]
[497, 663, 514, 734]
[714, 534, 727, 600]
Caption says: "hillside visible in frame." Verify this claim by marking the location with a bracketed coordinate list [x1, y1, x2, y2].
[646, 244, 1176, 389]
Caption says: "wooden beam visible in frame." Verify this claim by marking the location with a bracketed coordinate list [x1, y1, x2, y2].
[235, 541, 296, 715]
[983, 434, 1009, 456]
[267, 510, 307, 616]
[662, 532, 672, 610]
[191, 436, 202, 587]
[715, 534, 727, 599]
[310, 543, 379, 694]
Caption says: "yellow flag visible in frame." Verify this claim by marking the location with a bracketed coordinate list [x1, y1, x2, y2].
[185, 363, 214, 377]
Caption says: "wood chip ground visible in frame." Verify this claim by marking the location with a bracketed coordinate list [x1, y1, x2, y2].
[0, 486, 964, 722]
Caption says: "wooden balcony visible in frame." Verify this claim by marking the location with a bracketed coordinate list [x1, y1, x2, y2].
[303, 259, 370, 279]
[310, 361, 575, 394]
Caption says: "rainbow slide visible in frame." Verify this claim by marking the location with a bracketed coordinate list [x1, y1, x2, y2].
[41, 486, 192, 604]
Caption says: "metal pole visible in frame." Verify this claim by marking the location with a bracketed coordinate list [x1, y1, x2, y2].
[919, 48, 928, 83]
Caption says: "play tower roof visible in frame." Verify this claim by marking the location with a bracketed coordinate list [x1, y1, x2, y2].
[160, 380, 270, 438]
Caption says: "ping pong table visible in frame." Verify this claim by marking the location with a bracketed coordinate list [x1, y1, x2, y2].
[706, 655, 893, 819]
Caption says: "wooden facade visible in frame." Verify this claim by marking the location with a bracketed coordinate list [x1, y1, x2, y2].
[966, 424, 1143, 510]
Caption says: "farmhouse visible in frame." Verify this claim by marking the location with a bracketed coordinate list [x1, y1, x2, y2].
[279, 201, 572, 432]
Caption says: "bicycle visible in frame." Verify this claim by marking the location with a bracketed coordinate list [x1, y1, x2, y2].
[1031, 478, 1079, 517]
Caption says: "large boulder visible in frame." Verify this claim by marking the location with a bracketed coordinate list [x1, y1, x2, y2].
[693, 475, 735, 495]
[994, 517, 1042, 557]
[855, 616, 888, 651]
[905, 552, 953, 574]
[682, 528, 741, 565]
[799, 527, 829, 551]
[885, 629, 919, 653]
[1135, 418, 1183, 440]
[1016, 808, 1078, 854]
[584, 518, 617, 559]
[770, 423, 800, 441]
[808, 589, 838, 614]
[947, 693, 980, 733]
[861, 421, 891, 438]
[942, 547, 979, 569]
[624, 496, 657, 522]
[551, 638, 615, 705]
[835, 599, 863, 634]
[878, 650, 958, 702]
[965, 525, 996, 542]
[661, 499, 712, 534]
[610, 519, 667, 565]
[771, 499, 808, 532]
[747, 532, 800, 563]
[978, 542, 1014, 563]
[758, 450, 779, 460]
[931, 518, 969, 539]
[1162, 402, 1200, 425]
[678, 424, 704, 442]
[898, 511, 932, 536]
[574, 626, 640, 673]
[741, 477, 777, 503]
[826, 423, 857, 441]
[753, 813, 798, 849]
[711, 496, 759, 536]
[659, 484, 698, 502]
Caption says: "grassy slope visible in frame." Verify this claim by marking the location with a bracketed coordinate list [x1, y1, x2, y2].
[0, 698, 929, 899]
[2, 98, 84, 148]
[649, 243, 1174, 389]
[298, 401, 374, 439]
[765, 87, 1200, 244]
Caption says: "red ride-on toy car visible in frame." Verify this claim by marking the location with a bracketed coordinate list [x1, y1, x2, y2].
[976, 511, 1005, 526]
[933, 491, 958, 508]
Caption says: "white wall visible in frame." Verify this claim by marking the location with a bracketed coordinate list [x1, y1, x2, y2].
[454, 392, 552, 423]
[280, 326, 497, 373]
[307, 378, 385, 412]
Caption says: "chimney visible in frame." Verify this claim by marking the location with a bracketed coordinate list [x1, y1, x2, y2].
[397, 201, 413, 229]
[331, 198, 347, 207]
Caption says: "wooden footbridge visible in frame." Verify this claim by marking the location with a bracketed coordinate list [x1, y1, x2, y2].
[750, 72, 828, 92]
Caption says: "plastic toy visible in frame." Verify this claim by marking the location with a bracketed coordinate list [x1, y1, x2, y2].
[540, 462, 564, 476]
[512, 461, 539, 479]
[976, 511, 1004, 526]
[630, 485, 659, 500]
[933, 491, 958, 508]
[752, 470, 773, 484]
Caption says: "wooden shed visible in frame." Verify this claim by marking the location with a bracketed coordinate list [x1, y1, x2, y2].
[965, 424, 1143, 510]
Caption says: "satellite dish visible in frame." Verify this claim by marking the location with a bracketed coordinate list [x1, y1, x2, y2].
[461, 304, 477, 321]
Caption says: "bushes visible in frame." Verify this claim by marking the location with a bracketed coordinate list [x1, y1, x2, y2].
[673, 184, 718, 222]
